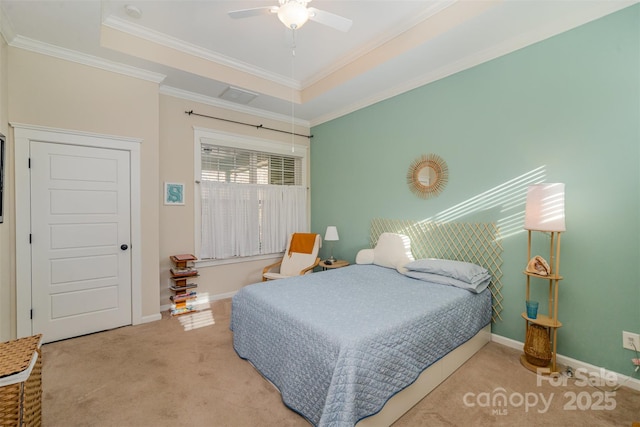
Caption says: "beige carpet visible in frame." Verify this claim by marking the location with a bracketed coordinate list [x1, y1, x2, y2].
[41, 299, 639, 426]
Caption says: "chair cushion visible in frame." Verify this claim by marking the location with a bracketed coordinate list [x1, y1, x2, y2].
[264, 270, 313, 281]
[279, 233, 320, 276]
[280, 252, 316, 276]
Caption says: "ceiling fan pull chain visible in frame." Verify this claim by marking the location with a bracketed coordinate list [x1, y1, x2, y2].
[291, 43, 296, 153]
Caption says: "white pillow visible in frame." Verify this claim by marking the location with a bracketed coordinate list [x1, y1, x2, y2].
[373, 233, 414, 271]
[355, 248, 374, 264]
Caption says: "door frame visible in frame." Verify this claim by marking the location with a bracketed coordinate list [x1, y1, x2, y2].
[12, 123, 143, 338]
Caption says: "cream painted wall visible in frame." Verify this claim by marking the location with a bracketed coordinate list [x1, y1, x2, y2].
[0, 37, 11, 339]
[1, 48, 160, 340]
[0, 46, 311, 338]
[158, 95, 310, 306]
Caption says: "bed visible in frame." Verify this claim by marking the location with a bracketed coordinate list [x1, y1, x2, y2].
[231, 220, 503, 426]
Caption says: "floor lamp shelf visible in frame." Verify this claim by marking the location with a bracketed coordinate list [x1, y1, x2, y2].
[520, 230, 564, 375]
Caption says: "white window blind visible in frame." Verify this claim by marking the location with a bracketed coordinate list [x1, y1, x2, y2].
[199, 143, 307, 260]
[201, 145, 301, 185]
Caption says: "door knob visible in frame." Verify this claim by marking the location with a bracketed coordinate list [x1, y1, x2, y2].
[120, 244, 129, 251]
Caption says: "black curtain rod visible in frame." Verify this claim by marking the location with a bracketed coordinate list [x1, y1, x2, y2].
[185, 110, 313, 139]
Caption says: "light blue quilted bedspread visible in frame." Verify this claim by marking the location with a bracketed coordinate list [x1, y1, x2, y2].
[231, 264, 491, 426]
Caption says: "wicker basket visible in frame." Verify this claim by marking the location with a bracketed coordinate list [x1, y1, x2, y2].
[0, 335, 43, 427]
[524, 325, 552, 367]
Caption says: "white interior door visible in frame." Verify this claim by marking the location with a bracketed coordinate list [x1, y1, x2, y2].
[30, 141, 132, 343]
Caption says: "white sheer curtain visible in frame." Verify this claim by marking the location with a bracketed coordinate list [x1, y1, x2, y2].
[260, 185, 307, 254]
[200, 181, 307, 259]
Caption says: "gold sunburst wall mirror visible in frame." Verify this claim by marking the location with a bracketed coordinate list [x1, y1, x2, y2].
[407, 153, 449, 199]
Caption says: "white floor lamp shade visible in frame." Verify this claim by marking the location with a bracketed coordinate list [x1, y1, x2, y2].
[524, 183, 565, 232]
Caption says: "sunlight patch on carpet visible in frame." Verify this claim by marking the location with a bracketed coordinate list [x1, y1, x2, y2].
[178, 309, 215, 331]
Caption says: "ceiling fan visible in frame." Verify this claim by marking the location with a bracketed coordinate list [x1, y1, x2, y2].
[228, 0, 353, 32]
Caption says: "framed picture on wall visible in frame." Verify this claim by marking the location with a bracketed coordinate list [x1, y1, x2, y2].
[164, 182, 184, 205]
[0, 134, 4, 223]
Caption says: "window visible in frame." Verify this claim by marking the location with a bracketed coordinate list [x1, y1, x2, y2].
[195, 129, 308, 262]
[201, 145, 301, 185]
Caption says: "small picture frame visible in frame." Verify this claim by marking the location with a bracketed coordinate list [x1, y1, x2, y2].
[164, 182, 184, 205]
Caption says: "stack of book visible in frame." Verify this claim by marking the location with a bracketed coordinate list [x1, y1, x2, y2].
[169, 254, 199, 316]
[170, 266, 198, 278]
[170, 254, 197, 268]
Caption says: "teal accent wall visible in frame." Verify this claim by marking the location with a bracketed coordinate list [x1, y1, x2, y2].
[310, 5, 640, 375]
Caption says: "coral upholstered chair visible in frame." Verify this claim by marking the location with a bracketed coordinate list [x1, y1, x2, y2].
[262, 233, 321, 281]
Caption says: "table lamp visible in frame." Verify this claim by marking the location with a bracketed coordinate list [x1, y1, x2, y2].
[324, 226, 339, 262]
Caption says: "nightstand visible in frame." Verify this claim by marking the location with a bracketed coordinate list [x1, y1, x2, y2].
[320, 259, 349, 270]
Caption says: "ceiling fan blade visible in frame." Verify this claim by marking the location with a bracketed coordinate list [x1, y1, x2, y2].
[228, 7, 277, 19]
[307, 7, 352, 32]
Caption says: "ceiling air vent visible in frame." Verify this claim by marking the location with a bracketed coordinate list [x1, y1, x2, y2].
[219, 86, 258, 105]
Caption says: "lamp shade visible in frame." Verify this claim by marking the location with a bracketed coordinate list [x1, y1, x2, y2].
[524, 183, 566, 232]
[324, 226, 339, 241]
[277, 1, 309, 29]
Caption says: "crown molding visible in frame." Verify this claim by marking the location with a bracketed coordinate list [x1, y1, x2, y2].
[302, 0, 457, 88]
[103, 16, 296, 89]
[311, 0, 637, 127]
[160, 85, 310, 128]
[3, 0, 633, 128]
[9, 35, 166, 83]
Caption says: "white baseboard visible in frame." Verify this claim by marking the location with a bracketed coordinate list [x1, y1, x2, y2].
[141, 313, 162, 324]
[491, 333, 640, 392]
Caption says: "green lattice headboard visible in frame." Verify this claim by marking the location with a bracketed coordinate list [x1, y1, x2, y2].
[370, 218, 504, 322]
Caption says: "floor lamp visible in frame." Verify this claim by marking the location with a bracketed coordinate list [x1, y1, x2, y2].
[522, 183, 565, 374]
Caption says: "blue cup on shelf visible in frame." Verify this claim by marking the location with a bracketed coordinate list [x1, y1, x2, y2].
[526, 300, 539, 319]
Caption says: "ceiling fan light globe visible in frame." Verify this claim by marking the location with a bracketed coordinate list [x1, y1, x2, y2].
[277, 1, 309, 29]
